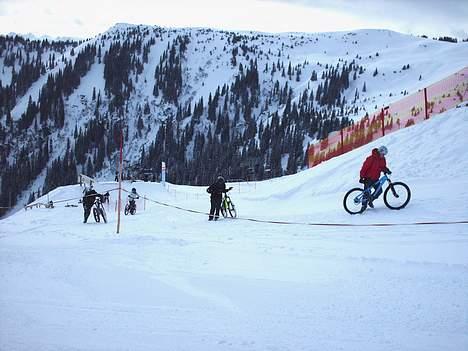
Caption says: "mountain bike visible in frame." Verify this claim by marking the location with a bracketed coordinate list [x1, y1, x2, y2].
[221, 192, 237, 218]
[343, 174, 411, 214]
[93, 196, 107, 223]
[124, 200, 136, 215]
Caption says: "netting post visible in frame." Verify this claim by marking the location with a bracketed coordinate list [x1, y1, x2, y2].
[340, 128, 344, 155]
[381, 108, 385, 136]
[424, 88, 429, 119]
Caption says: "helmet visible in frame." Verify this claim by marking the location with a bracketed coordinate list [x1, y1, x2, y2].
[131, 187, 136, 193]
[217, 175, 225, 182]
[378, 145, 388, 156]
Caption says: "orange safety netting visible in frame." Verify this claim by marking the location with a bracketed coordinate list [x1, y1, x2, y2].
[308, 67, 468, 167]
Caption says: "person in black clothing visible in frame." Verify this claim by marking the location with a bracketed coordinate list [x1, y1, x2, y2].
[83, 185, 99, 223]
[206, 176, 232, 221]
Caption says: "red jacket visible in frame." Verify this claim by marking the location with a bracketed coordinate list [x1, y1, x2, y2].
[360, 148, 387, 181]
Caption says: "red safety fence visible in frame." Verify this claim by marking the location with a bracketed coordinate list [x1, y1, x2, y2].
[308, 66, 468, 167]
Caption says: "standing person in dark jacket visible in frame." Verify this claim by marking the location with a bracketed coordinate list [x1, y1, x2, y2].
[359, 145, 391, 212]
[206, 176, 233, 221]
[83, 185, 99, 223]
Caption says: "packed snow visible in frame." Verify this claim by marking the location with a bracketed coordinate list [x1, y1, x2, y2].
[1, 106, 467, 350]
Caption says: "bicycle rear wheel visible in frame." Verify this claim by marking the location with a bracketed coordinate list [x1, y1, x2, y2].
[221, 206, 228, 218]
[343, 187, 365, 214]
[384, 182, 411, 210]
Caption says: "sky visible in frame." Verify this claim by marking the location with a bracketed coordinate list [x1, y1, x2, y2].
[0, 0, 466, 39]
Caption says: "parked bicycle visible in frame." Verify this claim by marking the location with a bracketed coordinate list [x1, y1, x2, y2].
[221, 192, 237, 218]
[93, 196, 108, 223]
[343, 174, 411, 214]
[124, 200, 136, 215]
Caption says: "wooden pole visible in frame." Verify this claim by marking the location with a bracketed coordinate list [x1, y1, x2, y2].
[117, 129, 123, 234]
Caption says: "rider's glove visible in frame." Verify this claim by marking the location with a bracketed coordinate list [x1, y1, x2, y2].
[359, 177, 367, 184]
[384, 168, 392, 175]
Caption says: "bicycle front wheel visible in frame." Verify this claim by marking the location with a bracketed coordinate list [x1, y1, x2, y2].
[228, 203, 237, 218]
[100, 207, 107, 223]
[93, 208, 100, 222]
[384, 182, 411, 210]
[343, 188, 365, 215]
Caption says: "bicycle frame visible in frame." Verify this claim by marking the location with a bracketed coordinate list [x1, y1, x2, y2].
[94, 197, 103, 208]
[126, 200, 136, 211]
[222, 194, 231, 209]
[354, 174, 391, 204]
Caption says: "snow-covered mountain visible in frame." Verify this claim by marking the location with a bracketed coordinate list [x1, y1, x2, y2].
[1, 105, 467, 351]
[1, 24, 468, 213]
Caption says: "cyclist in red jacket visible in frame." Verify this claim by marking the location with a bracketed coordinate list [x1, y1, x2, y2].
[359, 145, 391, 212]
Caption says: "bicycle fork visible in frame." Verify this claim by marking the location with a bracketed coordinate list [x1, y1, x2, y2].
[388, 182, 400, 198]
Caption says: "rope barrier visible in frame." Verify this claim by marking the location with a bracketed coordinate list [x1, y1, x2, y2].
[15, 186, 468, 227]
[135, 190, 468, 227]
[231, 217, 468, 227]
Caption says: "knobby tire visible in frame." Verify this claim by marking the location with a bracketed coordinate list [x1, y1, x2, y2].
[384, 182, 411, 210]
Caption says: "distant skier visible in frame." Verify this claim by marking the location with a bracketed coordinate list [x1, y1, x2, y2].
[82, 185, 99, 223]
[206, 176, 232, 221]
[359, 145, 391, 212]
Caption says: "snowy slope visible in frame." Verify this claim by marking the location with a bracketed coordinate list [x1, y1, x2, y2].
[1, 106, 467, 351]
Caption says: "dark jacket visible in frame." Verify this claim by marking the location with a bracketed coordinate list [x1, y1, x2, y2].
[207, 179, 228, 198]
[360, 148, 387, 181]
[83, 189, 99, 208]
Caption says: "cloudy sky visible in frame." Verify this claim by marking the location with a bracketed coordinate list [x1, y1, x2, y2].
[0, 0, 466, 39]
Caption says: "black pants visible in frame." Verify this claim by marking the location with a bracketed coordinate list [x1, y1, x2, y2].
[83, 205, 92, 223]
[363, 179, 382, 206]
[209, 195, 222, 220]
